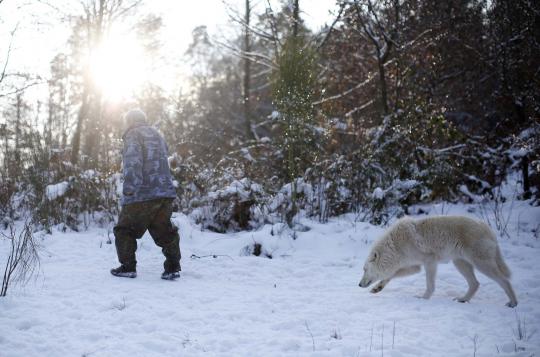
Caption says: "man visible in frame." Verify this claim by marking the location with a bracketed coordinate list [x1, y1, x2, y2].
[111, 108, 181, 280]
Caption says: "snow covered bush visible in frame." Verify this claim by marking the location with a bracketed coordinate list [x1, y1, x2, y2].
[508, 124, 540, 202]
[268, 178, 314, 227]
[303, 156, 353, 223]
[190, 177, 268, 233]
[35, 170, 120, 232]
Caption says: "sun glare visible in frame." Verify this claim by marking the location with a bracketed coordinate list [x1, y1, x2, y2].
[88, 32, 148, 102]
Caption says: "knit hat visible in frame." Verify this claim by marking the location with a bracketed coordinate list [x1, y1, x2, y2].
[124, 108, 147, 127]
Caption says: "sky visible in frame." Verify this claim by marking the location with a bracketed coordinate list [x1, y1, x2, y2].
[0, 0, 338, 100]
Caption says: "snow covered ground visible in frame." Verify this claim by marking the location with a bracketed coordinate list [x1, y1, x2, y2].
[1, 194, 539, 356]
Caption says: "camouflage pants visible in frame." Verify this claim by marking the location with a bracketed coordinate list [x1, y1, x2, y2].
[114, 198, 181, 272]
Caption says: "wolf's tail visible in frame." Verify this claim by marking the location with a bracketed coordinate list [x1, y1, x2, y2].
[496, 246, 512, 278]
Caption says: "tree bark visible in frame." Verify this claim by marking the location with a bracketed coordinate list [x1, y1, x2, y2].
[292, 0, 300, 37]
[243, 0, 253, 140]
[71, 87, 89, 165]
[14, 94, 21, 164]
[377, 56, 389, 115]
[522, 155, 531, 199]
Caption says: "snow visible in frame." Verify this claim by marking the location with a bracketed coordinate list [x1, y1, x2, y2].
[240, 148, 255, 162]
[269, 111, 280, 120]
[392, 179, 419, 190]
[467, 175, 492, 190]
[1, 192, 540, 356]
[207, 178, 258, 201]
[331, 118, 348, 131]
[372, 187, 384, 200]
[45, 181, 69, 200]
[459, 184, 484, 203]
[81, 170, 97, 179]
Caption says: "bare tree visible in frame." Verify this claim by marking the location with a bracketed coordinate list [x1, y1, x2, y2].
[1, 223, 40, 297]
[351, 0, 399, 116]
[69, 0, 142, 167]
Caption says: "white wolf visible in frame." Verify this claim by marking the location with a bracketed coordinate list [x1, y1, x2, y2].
[358, 216, 518, 307]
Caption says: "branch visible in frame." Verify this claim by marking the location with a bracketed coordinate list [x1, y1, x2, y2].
[344, 99, 375, 117]
[0, 24, 18, 85]
[222, 0, 276, 41]
[316, 2, 345, 50]
[264, 0, 282, 53]
[313, 68, 380, 105]
[251, 68, 272, 79]
[0, 81, 46, 98]
[109, 0, 143, 22]
[314, 28, 432, 106]
[354, 2, 381, 53]
[35, 0, 72, 19]
[214, 39, 277, 70]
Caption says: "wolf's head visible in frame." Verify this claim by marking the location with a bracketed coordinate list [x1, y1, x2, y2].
[358, 249, 383, 288]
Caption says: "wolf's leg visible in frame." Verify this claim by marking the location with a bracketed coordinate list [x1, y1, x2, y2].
[452, 259, 479, 302]
[395, 265, 421, 277]
[417, 261, 437, 299]
[372, 265, 421, 294]
[474, 260, 518, 307]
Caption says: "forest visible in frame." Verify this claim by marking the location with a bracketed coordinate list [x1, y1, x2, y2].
[0, 0, 538, 233]
[1, 2, 540, 356]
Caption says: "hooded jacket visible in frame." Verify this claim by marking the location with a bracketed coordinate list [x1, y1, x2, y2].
[121, 110, 176, 205]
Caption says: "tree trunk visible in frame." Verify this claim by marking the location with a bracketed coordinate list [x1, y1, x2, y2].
[292, 0, 300, 37]
[46, 93, 53, 148]
[522, 155, 531, 199]
[82, 0, 106, 169]
[71, 88, 89, 165]
[243, 0, 253, 140]
[377, 57, 389, 116]
[14, 94, 21, 164]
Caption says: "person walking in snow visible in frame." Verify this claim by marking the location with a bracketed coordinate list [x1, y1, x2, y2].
[111, 108, 181, 280]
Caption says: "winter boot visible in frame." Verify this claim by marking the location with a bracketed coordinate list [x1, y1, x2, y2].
[161, 271, 180, 280]
[161, 267, 180, 280]
[110, 265, 137, 278]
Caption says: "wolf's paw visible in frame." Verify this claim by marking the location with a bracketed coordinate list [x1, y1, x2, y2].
[370, 284, 384, 294]
[506, 301, 518, 308]
[453, 297, 469, 303]
[415, 293, 432, 300]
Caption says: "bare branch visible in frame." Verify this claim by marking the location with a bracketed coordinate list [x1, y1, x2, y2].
[314, 27, 432, 106]
[345, 99, 375, 117]
[354, 2, 381, 53]
[264, 0, 282, 53]
[214, 39, 277, 70]
[316, 2, 345, 50]
[314, 67, 381, 105]
[0, 81, 46, 98]
[109, 0, 143, 22]
[222, 0, 276, 41]
[0, 24, 18, 85]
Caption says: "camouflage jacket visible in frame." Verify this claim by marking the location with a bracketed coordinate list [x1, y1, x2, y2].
[121, 122, 176, 205]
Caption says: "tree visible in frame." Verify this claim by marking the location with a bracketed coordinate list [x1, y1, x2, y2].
[243, 0, 253, 140]
[68, 0, 143, 167]
[272, 23, 318, 224]
[487, 0, 540, 196]
[47, 53, 71, 150]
